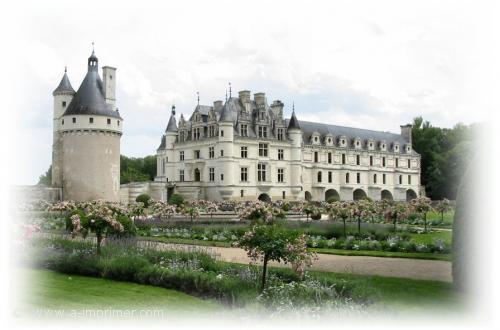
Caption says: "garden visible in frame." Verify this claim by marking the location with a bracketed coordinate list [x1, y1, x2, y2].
[15, 196, 459, 316]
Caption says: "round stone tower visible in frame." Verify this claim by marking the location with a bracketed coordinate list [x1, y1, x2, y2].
[54, 49, 123, 202]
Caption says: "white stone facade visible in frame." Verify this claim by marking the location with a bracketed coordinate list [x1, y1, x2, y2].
[152, 92, 421, 203]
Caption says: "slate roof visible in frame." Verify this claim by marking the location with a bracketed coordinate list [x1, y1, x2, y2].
[62, 52, 121, 119]
[287, 111, 301, 130]
[53, 70, 75, 95]
[166, 114, 178, 132]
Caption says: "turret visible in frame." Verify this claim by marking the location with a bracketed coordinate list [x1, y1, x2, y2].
[51, 67, 75, 187]
[218, 100, 235, 187]
[287, 106, 303, 195]
[55, 47, 123, 202]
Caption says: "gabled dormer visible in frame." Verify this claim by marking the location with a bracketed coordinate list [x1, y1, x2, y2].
[325, 133, 334, 146]
[338, 135, 348, 148]
[353, 137, 362, 149]
[311, 132, 321, 145]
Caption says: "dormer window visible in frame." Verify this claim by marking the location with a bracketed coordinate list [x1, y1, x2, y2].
[380, 142, 386, 151]
[406, 145, 411, 153]
[314, 136, 318, 142]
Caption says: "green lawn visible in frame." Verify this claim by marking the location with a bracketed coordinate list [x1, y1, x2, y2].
[19, 269, 221, 317]
[309, 270, 464, 311]
[410, 230, 452, 245]
[427, 210, 455, 226]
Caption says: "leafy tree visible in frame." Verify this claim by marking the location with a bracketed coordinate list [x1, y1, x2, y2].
[120, 155, 157, 184]
[410, 197, 433, 232]
[135, 194, 152, 207]
[38, 165, 52, 186]
[237, 224, 314, 289]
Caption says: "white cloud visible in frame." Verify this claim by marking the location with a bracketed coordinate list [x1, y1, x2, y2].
[3, 0, 496, 184]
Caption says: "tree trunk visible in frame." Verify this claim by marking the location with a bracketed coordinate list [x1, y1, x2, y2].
[441, 211, 444, 223]
[343, 218, 347, 237]
[261, 254, 269, 291]
[393, 218, 397, 232]
[96, 232, 103, 255]
[357, 217, 361, 236]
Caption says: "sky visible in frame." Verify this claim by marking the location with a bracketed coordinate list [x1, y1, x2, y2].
[3, 0, 498, 185]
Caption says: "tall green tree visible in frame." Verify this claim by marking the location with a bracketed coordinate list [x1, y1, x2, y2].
[38, 165, 52, 186]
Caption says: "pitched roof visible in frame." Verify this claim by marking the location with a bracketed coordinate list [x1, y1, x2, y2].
[166, 114, 178, 132]
[53, 70, 75, 95]
[287, 111, 301, 130]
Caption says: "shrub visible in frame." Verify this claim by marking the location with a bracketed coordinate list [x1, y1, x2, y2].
[311, 212, 322, 221]
[326, 196, 339, 203]
[169, 193, 184, 206]
[282, 203, 291, 212]
[135, 194, 152, 207]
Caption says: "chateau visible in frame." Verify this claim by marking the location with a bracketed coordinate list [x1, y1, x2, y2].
[150, 91, 421, 203]
[47, 50, 421, 204]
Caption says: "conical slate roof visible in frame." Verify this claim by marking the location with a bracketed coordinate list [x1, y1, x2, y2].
[53, 70, 75, 95]
[63, 52, 121, 119]
[219, 97, 238, 122]
[166, 106, 178, 132]
[287, 110, 301, 130]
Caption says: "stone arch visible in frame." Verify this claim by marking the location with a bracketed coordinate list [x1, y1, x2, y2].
[381, 190, 393, 201]
[194, 168, 200, 182]
[258, 193, 271, 203]
[305, 191, 312, 202]
[353, 188, 367, 201]
[325, 189, 340, 202]
[406, 189, 417, 201]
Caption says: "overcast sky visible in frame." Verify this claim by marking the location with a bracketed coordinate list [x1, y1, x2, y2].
[4, 0, 497, 184]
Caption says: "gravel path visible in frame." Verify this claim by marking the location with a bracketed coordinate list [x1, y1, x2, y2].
[145, 241, 452, 283]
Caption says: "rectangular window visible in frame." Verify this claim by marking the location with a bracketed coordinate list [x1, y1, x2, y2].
[107, 118, 111, 125]
[328, 153, 332, 164]
[258, 143, 268, 157]
[240, 124, 248, 137]
[278, 149, 284, 160]
[179, 170, 185, 182]
[257, 163, 266, 182]
[258, 126, 267, 138]
[209, 146, 214, 158]
[317, 171, 322, 183]
[399, 175, 403, 184]
[89, 117, 93, 124]
[209, 168, 215, 182]
[277, 128, 284, 140]
[282, 191, 286, 199]
[240, 167, 248, 182]
[72, 117, 76, 123]
[408, 159, 411, 168]
[408, 175, 412, 184]
[383, 174, 386, 184]
[241, 189, 244, 198]
[342, 153, 346, 164]
[179, 151, 184, 161]
[314, 151, 319, 163]
[370, 156, 373, 166]
[382, 157, 386, 167]
[357, 173, 361, 184]
[395, 158, 399, 167]
[346, 172, 350, 184]
[61, 119, 64, 125]
[62, 101, 66, 107]
[220, 150, 224, 157]
[240, 146, 248, 158]
[277, 168, 284, 183]
[220, 130, 224, 137]
[220, 174, 224, 181]
[373, 174, 377, 184]
[194, 150, 200, 159]
[328, 171, 332, 183]
[118, 120, 120, 126]
[356, 155, 360, 165]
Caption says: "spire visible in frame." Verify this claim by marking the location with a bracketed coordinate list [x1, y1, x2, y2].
[197, 91, 200, 105]
[287, 103, 301, 130]
[88, 42, 98, 72]
[229, 82, 232, 98]
[53, 67, 75, 95]
[166, 105, 178, 132]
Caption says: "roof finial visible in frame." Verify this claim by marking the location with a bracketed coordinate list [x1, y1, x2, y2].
[172, 104, 176, 116]
[229, 82, 232, 98]
[292, 101, 295, 112]
[64, 66, 67, 73]
[92, 41, 95, 52]
[225, 90, 228, 102]
[197, 91, 200, 105]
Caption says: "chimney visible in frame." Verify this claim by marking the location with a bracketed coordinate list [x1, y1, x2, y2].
[213, 100, 223, 112]
[102, 66, 117, 110]
[254, 92, 266, 105]
[270, 100, 284, 118]
[238, 90, 251, 104]
[400, 124, 413, 144]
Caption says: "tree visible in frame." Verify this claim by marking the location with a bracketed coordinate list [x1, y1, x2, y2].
[410, 197, 433, 232]
[237, 224, 315, 289]
[38, 165, 52, 186]
[384, 202, 409, 232]
[329, 201, 351, 237]
[436, 198, 452, 223]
